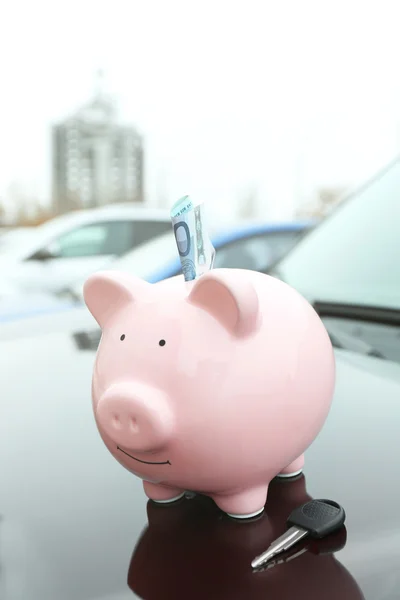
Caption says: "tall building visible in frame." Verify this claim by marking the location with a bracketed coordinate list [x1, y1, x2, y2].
[52, 73, 143, 214]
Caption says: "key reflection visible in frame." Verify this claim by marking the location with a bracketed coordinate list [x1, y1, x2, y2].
[127, 475, 364, 600]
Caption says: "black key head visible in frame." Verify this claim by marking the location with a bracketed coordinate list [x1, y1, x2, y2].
[287, 499, 346, 538]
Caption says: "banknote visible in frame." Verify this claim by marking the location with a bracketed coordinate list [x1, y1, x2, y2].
[170, 195, 215, 281]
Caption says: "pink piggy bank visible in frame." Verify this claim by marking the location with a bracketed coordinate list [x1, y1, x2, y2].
[83, 268, 335, 518]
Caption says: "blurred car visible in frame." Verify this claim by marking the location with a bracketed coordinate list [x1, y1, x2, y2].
[0, 278, 22, 297]
[0, 219, 312, 328]
[0, 158, 399, 599]
[0, 205, 171, 295]
[268, 156, 400, 362]
[70, 218, 313, 291]
[0, 277, 70, 325]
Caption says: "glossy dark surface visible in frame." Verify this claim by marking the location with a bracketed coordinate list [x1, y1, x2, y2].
[0, 323, 400, 599]
[129, 478, 357, 600]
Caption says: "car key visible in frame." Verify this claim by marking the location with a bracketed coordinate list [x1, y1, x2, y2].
[255, 526, 347, 572]
[251, 499, 346, 569]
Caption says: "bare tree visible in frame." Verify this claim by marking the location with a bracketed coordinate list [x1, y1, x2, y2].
[297, 186, 347, 218]
[0, 201, 6, 225]
[14, 203, 31, 226]
[317, 187, 347, 215]
[237, 186, 259, 219]
[6, 180, 51, 226]
[30, 205, 57, 225]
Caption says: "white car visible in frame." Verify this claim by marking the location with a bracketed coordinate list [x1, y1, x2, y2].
[69, 219, 312, 298]
[0, 205, 171, 294]
[0, 219, 311, 338]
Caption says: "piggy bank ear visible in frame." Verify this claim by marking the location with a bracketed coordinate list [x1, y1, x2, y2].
[83, 270, 150, 328]
[188, 271, 260, 337]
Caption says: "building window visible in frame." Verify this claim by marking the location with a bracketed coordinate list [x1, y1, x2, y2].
[67, 127, 78, 140]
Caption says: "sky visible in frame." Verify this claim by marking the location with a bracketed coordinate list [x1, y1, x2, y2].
[0, 0, 400, 220]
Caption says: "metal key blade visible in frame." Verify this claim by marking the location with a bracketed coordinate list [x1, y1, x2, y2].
[256, 547, 309, 572]
[251, 526, 308, 569]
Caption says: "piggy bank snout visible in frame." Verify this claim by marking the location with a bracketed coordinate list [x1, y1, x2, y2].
[96, 382, 174, 452]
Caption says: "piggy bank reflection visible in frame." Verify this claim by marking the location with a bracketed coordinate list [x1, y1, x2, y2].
[84, 269, 335, 518]
[128, 476, 364, 600]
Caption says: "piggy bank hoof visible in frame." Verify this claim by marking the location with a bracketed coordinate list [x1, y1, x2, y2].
[151, 492, 186, 504]
[226, 507, 265, 520]
[277, 455, 304, 478]
[276, 468, 303, 479]
[143, 481, 185, 504]
[211, 486, 268, 519]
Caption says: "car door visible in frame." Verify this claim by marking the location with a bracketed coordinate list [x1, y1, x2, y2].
[19, 218, 171, 294]
[212, 229, 305, 272]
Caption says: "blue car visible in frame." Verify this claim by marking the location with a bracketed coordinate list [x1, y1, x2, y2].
[114, 220, 314, 284]
[0, 220, 313, 324]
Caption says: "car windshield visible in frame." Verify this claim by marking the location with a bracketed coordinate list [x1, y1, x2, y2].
[62, 230, 179, 301]
[272, 157, 400, 311]
[93, 221, 221, 279]
[106, 229, 177, 276]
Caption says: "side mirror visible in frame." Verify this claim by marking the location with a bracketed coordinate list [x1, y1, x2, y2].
[29, 246, 57, 261]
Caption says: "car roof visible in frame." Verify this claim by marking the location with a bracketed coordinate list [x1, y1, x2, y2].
[93, 204, 170, 221]
[1, 206, 171, 261]
[38, 205, 171, 230]
[206, 218, 315, 245]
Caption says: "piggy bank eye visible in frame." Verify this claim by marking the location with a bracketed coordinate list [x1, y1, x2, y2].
[120, 334, 126, 341]
[159, 339, 166, 347]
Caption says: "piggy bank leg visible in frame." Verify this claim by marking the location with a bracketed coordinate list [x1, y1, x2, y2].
[210, 485, 268, 519]
[277, 454, 304, 478]
[143, 481, 185, 504]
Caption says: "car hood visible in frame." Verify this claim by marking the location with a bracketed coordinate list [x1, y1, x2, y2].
[0, 318, 399, 600]
[0, 292, 78, 323]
